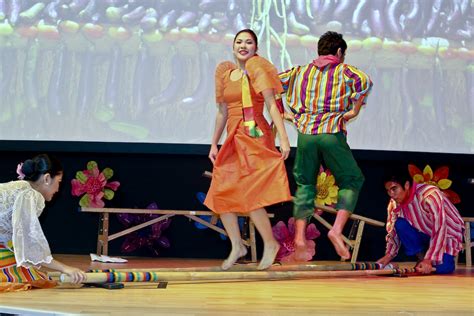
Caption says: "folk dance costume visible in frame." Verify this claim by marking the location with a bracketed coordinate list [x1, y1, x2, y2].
[385, 183, 464, 274]
[204, 56, 292, 213]
[279, 56, 373, 219]
[0, 181, 57, 291]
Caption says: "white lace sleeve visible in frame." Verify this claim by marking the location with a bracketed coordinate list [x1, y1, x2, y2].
[12, 190, 53, 267]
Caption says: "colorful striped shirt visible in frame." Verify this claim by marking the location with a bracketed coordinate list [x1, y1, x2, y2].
[385, 183, 464, 263]
[279, 63, 373, 135]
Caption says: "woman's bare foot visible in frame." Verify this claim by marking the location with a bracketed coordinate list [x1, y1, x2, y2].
[257, 241, 280, 270]
[221, 244, 247, 270]
[328, 230, 350, 260]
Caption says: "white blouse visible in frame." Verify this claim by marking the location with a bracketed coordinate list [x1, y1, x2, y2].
[0, 180, 53, 267]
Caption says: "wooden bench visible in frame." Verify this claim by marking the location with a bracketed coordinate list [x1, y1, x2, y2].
[460, 217, 474, 267]
[313, 204, 385, 263]
[80, 207, 274, 263]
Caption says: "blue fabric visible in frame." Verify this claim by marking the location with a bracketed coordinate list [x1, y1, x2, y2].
[195, 192, 244, 240]
[434, 253, 455, 274]
[395, 218, 455, 274]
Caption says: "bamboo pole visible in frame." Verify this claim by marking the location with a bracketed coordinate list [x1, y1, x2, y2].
[313, 203, 385, 227]
[59, 268, 414, 284]
[48, 262, 385, 278]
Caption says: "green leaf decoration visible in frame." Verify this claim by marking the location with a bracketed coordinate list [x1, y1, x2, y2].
[104, 189, 115, 200]
[79, 194, 91, 207]
[102, 168, 114, 180]
[75, 171, 88, 184]
[87, 161, 98, 171]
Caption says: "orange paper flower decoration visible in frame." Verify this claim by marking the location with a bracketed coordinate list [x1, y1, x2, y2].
[408, 164, 460, 204]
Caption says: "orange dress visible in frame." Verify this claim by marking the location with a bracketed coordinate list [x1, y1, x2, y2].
[204, 56, 292, 214]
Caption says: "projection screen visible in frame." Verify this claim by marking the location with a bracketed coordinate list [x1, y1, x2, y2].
[0, 0, 472, 154]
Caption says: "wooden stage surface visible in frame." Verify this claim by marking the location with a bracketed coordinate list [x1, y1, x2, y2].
[0, 255, 473, 316]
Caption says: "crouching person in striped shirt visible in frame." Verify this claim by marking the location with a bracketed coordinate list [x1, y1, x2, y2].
[377, 169, 464, 274]
[278, 31, 373, 260]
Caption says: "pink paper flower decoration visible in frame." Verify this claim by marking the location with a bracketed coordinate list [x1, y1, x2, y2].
[71, 161, 120, 208]
[272, 217, 320, 262]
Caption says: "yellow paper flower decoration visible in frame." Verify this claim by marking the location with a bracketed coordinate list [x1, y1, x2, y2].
[315, 170, 339, 206]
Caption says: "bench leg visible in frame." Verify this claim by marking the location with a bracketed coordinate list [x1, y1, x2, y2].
[465, 222, 471, 267]
[346, 220, 359, 263]
[97, 213, 109, 256]
[351, 221, 365, 264]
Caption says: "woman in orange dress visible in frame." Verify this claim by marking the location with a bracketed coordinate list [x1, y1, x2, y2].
[204, 29, 292, 270]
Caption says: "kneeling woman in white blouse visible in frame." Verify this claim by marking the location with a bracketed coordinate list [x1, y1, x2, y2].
[0, 154, 86, 291]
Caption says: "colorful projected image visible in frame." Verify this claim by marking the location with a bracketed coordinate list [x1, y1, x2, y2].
[0, 0, 472, 153]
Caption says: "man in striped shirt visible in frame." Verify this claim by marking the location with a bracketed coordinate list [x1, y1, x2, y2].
[278, 31, 373, 260]
[378, 170, 464, 274]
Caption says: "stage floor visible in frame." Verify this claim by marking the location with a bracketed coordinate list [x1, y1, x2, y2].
[0, 254, 473, 315]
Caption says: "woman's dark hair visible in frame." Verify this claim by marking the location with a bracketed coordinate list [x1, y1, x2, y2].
[318, 31, 347, 56]
[21, 154, 63, 182]
[233, 29, 258, 48]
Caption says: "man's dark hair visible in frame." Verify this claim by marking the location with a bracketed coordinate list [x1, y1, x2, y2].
[318, 31, 347, 56]
[382, 166, 412, 186]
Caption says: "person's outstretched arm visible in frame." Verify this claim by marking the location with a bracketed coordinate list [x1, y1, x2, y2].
[278, 67, 299, 121]
[376, 200, 400, 266]
[343, 65, 373, 121]
[343, 97, 364, 121]
[41, 259, 87, 283]
[12, 190, 87, 284]
[262, 89, 290, 160]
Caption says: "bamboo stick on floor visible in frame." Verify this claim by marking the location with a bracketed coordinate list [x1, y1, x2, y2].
[58, 268, 419, 284]
[48, 262, 385, 278]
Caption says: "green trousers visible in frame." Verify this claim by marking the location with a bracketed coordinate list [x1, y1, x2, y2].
[293, 132, 364, 220]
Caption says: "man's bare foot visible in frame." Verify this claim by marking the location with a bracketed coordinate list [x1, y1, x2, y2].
[221, 245, 247, 270]
[294, 239, 307, 261]
[257, 241, 280, 270]
[328, 230, 350, 260]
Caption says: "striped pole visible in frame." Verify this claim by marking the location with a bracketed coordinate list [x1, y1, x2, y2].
[58, 267, 422, 284]
[48, 262, 385, 278]
[89, 262, 383, 273]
